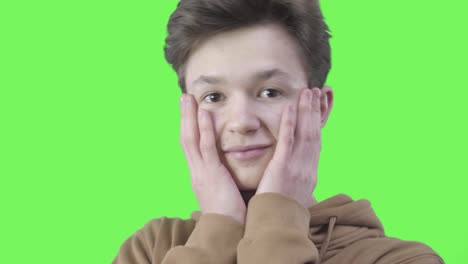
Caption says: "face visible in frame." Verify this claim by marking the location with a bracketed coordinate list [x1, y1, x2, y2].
[185, 22, 330, 191]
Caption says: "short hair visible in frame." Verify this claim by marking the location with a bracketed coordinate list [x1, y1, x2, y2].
[164, 0, 332, 93]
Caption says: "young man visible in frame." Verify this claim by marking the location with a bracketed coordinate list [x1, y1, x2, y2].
[113, 0, 444, 263]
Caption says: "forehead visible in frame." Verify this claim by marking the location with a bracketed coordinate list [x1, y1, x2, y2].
[185, 23, 307, 90]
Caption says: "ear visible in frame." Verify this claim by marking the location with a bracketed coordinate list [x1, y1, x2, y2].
[319, 85, 334, 128]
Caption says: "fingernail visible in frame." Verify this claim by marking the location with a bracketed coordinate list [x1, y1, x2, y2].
[180, 95, 185, 105]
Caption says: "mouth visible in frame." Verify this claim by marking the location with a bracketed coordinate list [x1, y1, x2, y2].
[224, 145, 272, 161]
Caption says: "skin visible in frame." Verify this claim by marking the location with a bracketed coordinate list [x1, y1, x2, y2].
[180, 22, 334, 225]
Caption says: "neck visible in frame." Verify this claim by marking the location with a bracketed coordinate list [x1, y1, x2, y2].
[241, 190, 318, 209]
[241, 190, 256, 206]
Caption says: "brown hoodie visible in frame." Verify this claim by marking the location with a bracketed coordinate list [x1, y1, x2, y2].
[113, 192, 444, 264]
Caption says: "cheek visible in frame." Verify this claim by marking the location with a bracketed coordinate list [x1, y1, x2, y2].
[269, 114, 282, 140]
[260, 107, 284, 140]
[208, 111, 223, 144]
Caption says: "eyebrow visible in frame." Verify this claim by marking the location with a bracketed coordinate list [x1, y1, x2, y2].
[192, 68, 291, 87]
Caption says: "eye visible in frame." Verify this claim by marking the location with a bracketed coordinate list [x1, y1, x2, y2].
[259, 88, 282, 98]
[202, 92, 225, 103]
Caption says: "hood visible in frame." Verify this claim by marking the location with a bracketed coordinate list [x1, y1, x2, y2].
[306, 194, 385, 262]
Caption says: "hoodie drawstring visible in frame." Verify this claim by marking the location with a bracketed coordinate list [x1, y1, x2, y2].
[317, 216, 337, 264]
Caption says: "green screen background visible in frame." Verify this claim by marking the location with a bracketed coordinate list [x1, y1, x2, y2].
[1, 0, 466, 263]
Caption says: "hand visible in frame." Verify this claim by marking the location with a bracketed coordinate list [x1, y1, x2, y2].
[180, 94, 247, 225]
[256, 88, 322, 209]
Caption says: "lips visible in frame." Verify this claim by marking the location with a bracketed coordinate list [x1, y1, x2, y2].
[223, 144, 272, 153]
[224, 145, 272, 161]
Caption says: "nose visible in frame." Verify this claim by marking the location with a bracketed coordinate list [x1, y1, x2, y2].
[225, 97, 261, 135]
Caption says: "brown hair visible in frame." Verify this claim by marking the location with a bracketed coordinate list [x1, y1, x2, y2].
[164, 0, 331, 93]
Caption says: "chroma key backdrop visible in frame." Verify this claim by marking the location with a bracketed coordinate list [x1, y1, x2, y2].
[0, 0, 466, 263]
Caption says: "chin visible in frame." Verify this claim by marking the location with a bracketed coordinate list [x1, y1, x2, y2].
[231, 168, 264, 191]
[222, 147, 274, 191]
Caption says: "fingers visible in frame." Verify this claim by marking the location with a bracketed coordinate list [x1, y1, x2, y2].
[297, 88, 321, 145]
[180, 93, 220, 167]
[273, 102, 297, 163]
[310, 88, 322, 139]
[297, 88, 322, 156]
[180, 94, 202, 166]
[198, 109, 221, 164]
[296, 89, 312, 143]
